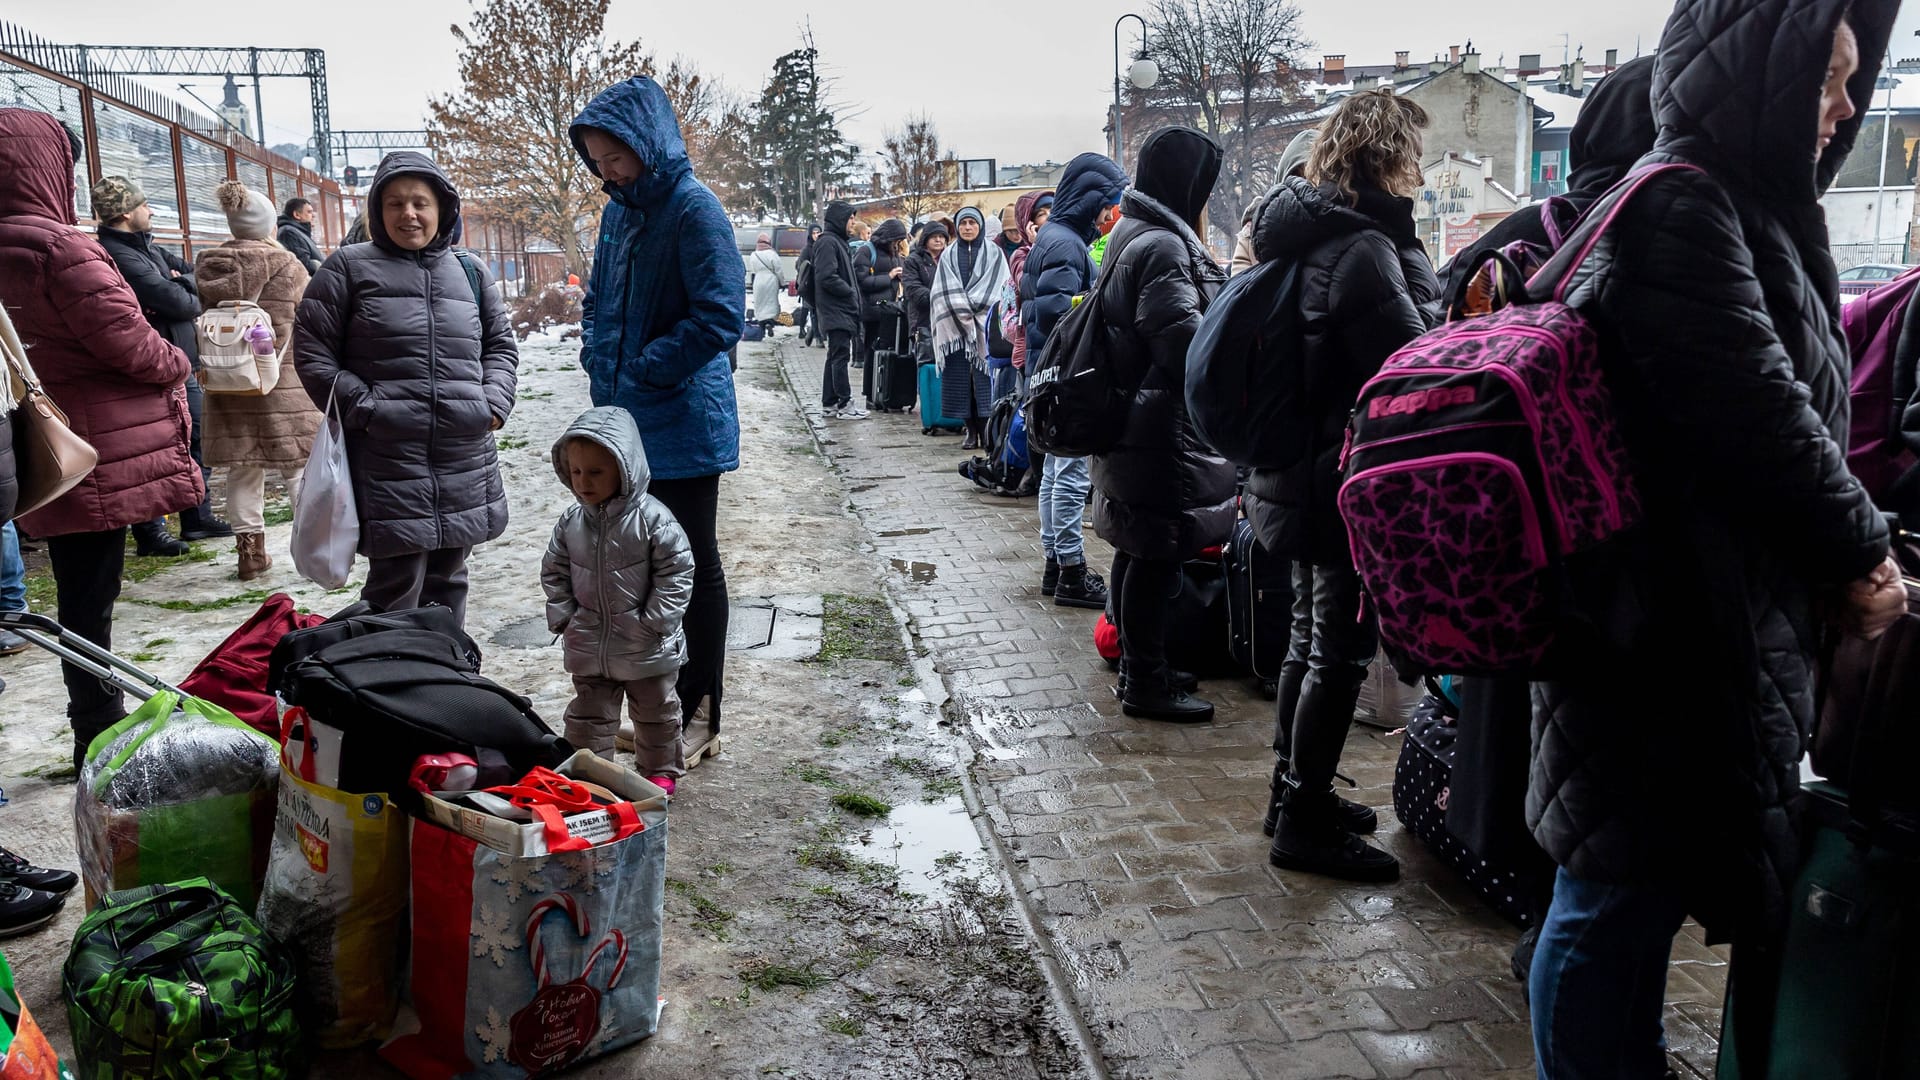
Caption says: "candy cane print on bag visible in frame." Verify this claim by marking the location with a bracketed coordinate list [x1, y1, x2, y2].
[509, 892, 630, 1072]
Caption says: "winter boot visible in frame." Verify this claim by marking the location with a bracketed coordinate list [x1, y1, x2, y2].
[1262, 759, 1376, 836]
[1041, 558, 1060, 596]
[131, 519, 189, 558]
[1269, 778, 1399, 883]
[1121, 676, 1215, 723]
[0, 846, 78, 897]
[1053, 564, 1108, 610]
[236, 532, 271, 582]
[179, 504, 234, 541]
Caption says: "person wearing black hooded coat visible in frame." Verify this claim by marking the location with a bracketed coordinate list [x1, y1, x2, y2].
[1089, 127, 1235, 723]
[1518, 2, 1903, 1074]
[1245, 90, 1440, 886]
[853, 218, 910, 410]
[809, 202, 863, 416]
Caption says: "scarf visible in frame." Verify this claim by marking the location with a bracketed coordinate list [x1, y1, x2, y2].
[930, 231, 1010, 371]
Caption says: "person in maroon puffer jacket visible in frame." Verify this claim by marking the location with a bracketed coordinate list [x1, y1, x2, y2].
[0, 108, 203, 767]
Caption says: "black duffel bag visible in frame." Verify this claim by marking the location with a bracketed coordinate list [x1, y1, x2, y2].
[280, 628, 570, 799]
[267, 602, 481, 697]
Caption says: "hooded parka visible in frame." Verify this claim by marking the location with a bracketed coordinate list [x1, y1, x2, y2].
[1088, 128, 1236, 561]
[0, 108, 201, 538]
[572, 77, 743, 481]
[808, 202, 862, 336]
[542, 407, 695, 681]
[903, 225, 945, 343]
[293, 151, 519, 558]
[1526, 0, 1896, 939]
[1240, 178, 1440, 567]
[1022, 153, 1128, 358]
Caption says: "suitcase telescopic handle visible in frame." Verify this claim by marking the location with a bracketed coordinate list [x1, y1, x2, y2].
[0, 611, 179, 702]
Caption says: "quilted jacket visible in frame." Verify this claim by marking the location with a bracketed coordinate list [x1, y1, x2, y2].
[293, 151, 519, 558]
[1526, 0, 1897, 939]
[543, 406, 694, 681]
[0, 108, 202, 538]
[573, 77, 743, 481]
[194, 239, 322, 470]
[903, 236, 939, 342]
[1088, 130, 1236, 563]
[1022, 153, 1127, 360]
[1241, 177, 1440, 567]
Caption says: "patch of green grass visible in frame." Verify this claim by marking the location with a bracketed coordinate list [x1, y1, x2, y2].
[921, 775, 962, 801]
[796, 841, 856, 874]
[785, 762, 838, 787]
[831, 791, 892, 819]
[821, 1015, 863, 1037]
[666, 878, 735, 940]
[738, 963, 828, 993]
[705, 861, 734, 877]
[810, 884, 838, 897]
[145, 637, 174, 648]
[885, 754, 962, 802]
[496, 435, 529, 451]
[934, 852, 964, 869]
[23, 761, 77, 782]
[262, 503, 294, 527]
[897, 675, 918, 687]
[849, 947, 880, 971]
[131, 588, 271, 613]
[818, 725, 859, 748]
[517, 388, 554, 401]
[810, 594, 909, 665]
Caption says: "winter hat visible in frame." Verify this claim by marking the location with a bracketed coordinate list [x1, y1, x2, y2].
[217, 180, 276, 240]
[756, 232, 773, 248]
[90, 175, 146, 223]
[955, 206, 986, 231]
[1035, 194, 1055, 214]
[1000, 205, 1021, 232]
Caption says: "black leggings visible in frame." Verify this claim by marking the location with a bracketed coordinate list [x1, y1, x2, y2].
[1110, 551, 1179, 690]
[48, 527, 130, 767]
[649, 474, 728, 730]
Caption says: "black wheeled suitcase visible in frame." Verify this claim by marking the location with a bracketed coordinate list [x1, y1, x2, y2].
[872, 313, 917, 412]
[1223, 517, 1293, 694]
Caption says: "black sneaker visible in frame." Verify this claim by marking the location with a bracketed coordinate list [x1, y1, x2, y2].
[179, 509, 235, 541]
[0, 880, 63, 938]
[1041, 558, 1060, 596]
[0, 846, 78, 897]
[1262, 762, 1378, 836]
[132, 520, 190, 557]
[1121, 686, 1215, 723]
[1270, 790, 1399, 883]
[1054, 564, 1108, 610]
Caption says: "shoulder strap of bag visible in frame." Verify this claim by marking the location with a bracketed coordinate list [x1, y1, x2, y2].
[1530, 163, 1705, 303]
[454, 250, 485, 310]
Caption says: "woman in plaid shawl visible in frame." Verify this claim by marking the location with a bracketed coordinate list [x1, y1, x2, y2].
[931, 206, 1010, 448]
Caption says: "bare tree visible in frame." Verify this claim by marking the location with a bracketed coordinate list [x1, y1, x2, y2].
[882, 115, 955, 222]
[652, 57, 757, 215]
[428, 0, 645, 274]
[1141, 0, 1314, 245]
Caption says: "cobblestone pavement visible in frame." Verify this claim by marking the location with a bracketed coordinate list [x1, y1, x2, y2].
[777, 341, 1730, 1080]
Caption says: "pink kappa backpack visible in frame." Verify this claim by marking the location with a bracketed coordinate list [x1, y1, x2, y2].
[1337, 164, 1699, 677]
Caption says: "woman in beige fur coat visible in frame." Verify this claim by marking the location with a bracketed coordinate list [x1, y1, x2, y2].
[195, 180, 321, 580]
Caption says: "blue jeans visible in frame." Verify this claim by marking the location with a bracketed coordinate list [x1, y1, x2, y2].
[1, 522, 23, 613]
[1038, 454, 1090, 567]
[1530, 868, 1686, 1080]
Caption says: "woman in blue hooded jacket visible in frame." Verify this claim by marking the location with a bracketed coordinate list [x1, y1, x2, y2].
[572, 75, 743, 759]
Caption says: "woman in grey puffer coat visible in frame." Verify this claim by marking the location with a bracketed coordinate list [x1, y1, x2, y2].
[295, 152, 518, 627]
[542, 406, 695, 786]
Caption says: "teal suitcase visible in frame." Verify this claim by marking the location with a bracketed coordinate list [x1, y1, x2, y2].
[918, 359, 962, 435]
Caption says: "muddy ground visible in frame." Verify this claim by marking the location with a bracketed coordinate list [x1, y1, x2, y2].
[0, 331, 1091, 1079]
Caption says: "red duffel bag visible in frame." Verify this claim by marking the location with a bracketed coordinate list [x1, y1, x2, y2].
[180, 592, 326, 735]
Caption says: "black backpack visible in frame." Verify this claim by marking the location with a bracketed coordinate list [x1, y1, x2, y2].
[1184, 258, 1306, 467]
[1023, 284, 1125, 456]
[280, 628, 570, 798]
[267, 603, 480, 697]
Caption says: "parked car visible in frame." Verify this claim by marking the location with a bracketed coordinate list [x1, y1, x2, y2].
[1838, 262, 1913, 296]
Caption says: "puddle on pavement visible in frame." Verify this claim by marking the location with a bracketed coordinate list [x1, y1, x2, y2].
[877, 527, 939, 538]
[964, 704, 1100, 761]
[846, 796, 986, 897]
[889, 558, 938, 583]
[490, 615, 558, 649]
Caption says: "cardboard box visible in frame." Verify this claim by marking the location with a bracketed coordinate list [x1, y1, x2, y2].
[416, 751, 668, 858]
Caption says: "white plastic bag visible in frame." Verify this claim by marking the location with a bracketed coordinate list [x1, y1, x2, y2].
[291, 391, 358, 589]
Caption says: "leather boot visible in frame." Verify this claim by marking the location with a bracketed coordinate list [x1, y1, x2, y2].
[1262, 759, 1377, 836]
[131, 519, 189, 558]
[236, 531, 271, 581]
[1053, 564, 1108, 610]
[1121, 676, 1214, 723]
[1269, 776, 1399, 882]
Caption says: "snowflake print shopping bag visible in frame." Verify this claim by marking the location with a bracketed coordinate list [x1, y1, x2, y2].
[379, 803, 667, 1079]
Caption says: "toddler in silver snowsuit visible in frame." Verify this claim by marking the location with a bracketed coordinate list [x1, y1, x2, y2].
[541, 406, 695, 788]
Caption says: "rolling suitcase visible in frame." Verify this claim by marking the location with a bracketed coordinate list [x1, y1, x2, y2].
[917, 336, 963, 435]
[1223, 517, 1292, 693]
[873, 316, 917, 412]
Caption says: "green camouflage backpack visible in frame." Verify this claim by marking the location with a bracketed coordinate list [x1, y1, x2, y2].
[63, 878, 298, 1079]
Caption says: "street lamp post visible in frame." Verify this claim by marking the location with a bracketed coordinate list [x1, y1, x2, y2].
[1113, 13, 1159, 163]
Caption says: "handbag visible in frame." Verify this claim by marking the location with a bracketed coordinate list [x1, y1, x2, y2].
[4, 314, 97, 516]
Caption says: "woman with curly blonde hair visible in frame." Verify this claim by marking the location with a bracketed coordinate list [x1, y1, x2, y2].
[1241, 87, 1440, 883]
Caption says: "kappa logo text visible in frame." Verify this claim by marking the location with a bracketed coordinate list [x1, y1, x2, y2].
[1368, 386, 1477, 419]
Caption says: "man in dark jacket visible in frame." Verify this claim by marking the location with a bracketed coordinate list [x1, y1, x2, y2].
[809, 201, 864, 418]
[1090, 128, 1234, 723]
[571, 76, 743, 763]
[277, 198, 324, 273]
[1523, 2, 1904, 1074]
[92, 175, 231, 551]
[1022, 152, 1127, 609]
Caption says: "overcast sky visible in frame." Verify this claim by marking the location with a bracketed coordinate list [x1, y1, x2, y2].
[20, 0, 1690, 173]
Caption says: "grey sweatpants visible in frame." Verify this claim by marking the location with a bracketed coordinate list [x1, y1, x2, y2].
[565, 673, 685, 779]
